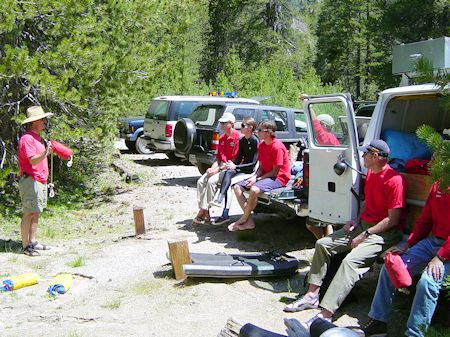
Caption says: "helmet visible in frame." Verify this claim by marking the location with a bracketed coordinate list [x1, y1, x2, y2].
[320, 327, 360, 337]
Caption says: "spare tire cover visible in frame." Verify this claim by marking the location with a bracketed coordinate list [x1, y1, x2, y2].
[174, 118, 196, 155]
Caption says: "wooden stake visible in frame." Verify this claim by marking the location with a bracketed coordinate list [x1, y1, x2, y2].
[133, 207, 145, 235]
[168, 240, 191, 280]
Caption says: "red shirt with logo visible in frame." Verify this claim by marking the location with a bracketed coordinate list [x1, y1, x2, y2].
[313, 119, 340, 146]
[18, 130, 49, 184]
[408, 182, 450, 260]
[257, 137, 290, 186]
[216, 129, 240, 163]
[361, 165, 406, 226]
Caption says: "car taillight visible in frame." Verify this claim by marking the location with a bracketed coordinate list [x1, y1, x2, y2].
[165, 124, 173, 138]
[211, 132, 220, 154]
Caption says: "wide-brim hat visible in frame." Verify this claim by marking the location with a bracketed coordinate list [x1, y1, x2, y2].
[21, 106, 53, 125]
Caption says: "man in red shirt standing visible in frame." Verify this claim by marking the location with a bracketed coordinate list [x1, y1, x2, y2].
[284, 139, 406, 324]
[193, 112, 240, 225]
[18, 106, 53, 256]
[229, 120, 290, 231]
[363, 181, 450, 337]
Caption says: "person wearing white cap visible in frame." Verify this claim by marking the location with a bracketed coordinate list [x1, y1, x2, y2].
[18, 106, 53, 256]
[193, 112, 240, 225]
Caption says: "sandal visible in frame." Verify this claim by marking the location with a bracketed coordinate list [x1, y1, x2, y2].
[192, 216, 205, 225]
[31, 241, 50, 250]
[23, 245, 41, 257]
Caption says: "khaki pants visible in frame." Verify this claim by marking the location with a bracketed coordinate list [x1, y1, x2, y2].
[197, 172, 222, 210]
[308, 221, 401, 314]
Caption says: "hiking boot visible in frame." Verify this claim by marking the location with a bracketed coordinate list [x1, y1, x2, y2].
[283, 294, 319, 312]
[362, 318, 387, 337]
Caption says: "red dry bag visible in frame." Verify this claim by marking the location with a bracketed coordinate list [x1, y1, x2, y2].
[384, 251, 412, 289]
[50, 140, 73, 160]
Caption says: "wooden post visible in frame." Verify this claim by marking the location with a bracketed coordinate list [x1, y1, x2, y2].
[133, 207, 145, 235]
[168, 240, 191, 280]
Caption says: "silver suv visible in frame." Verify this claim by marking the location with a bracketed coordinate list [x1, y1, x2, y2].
[143, 95, 259, 160]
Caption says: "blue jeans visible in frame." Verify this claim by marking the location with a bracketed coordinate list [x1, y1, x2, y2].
[368, 236, 449, 337]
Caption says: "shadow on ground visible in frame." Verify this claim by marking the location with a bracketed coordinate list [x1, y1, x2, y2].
[0, 238, 23, 254]
[158, 176, 199, 188]
[177, 213, 313, 253]
[133, 158, 193, 168]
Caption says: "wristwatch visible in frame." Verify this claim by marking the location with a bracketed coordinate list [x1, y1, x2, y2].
[364, 229, 372, 238]
[437, 255, 447, 263]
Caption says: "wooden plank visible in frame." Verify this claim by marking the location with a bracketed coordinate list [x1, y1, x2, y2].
[401, 173, 432, 201]
[133, 207, 145, 235]
[168, 240, 191, 280]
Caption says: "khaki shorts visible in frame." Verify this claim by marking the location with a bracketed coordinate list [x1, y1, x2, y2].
[19, 176, 47, 213]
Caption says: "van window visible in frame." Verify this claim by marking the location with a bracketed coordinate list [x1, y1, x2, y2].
[171, 102, 200, 120]
[308, 102, 348, 147]
[190, 105, 226, 126]
[146, 100, 170, 120]
[261, 110, 288, 132]
[232, 108, 257, 121]
[294, 110, 307, 132]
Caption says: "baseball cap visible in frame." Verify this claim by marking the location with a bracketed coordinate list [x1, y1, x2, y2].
[358, 139, 390, 157]
[317, 114, 335, 127]
[218, 112, 235, 123]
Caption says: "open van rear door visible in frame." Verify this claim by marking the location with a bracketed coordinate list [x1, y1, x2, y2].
[304, 94, 363, 224]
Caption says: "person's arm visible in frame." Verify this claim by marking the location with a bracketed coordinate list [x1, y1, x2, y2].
[351, 208, 402, 249]
[206, 161, 221, 176]
[29, 143, 52, 165]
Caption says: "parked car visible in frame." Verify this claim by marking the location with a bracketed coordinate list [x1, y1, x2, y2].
[143, 95, 260, 160]
[119, 116, 150, 154]
[173, 103, 307, 174]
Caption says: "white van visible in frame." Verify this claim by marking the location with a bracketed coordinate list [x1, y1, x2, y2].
[143, 95, 260, 160]
[260, 37, 449, 227]
[303, 85, 448, 225]
[303, 37, 449, 226]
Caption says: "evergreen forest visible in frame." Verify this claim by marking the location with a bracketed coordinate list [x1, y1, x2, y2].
[0, 0, 449, 193]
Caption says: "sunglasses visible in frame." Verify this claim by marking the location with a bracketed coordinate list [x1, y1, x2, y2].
[256, 128, 271, 132]
[241, 123, 251, 129]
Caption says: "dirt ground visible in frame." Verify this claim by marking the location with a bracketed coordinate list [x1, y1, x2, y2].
[0, 141, 408, 337]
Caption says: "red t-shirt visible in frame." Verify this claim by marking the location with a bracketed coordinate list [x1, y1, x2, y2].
[313, 119, 340, 146]
[216, 129, 240, 163]
[257, 138, 290, 186]
[408, 183, 450, 260]
[18, 131, 49, 184]
[360, 165, 406, 226]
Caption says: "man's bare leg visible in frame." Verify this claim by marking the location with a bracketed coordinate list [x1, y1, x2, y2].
[233, 185, 247, 211]
[29, 213, 39, 244]
[229, 187, 260, 231]
[21, 212, 37, 248]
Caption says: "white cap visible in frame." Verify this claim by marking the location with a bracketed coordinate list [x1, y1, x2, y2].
[218, 112, 235, 123]
[317, 114, 335, 127]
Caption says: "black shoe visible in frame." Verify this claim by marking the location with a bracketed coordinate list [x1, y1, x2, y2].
[213, 215, 231, 225]
[362, 318, 387, 337]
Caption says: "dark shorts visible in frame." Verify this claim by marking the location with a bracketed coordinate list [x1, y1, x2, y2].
[237, 177, 282, 192]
